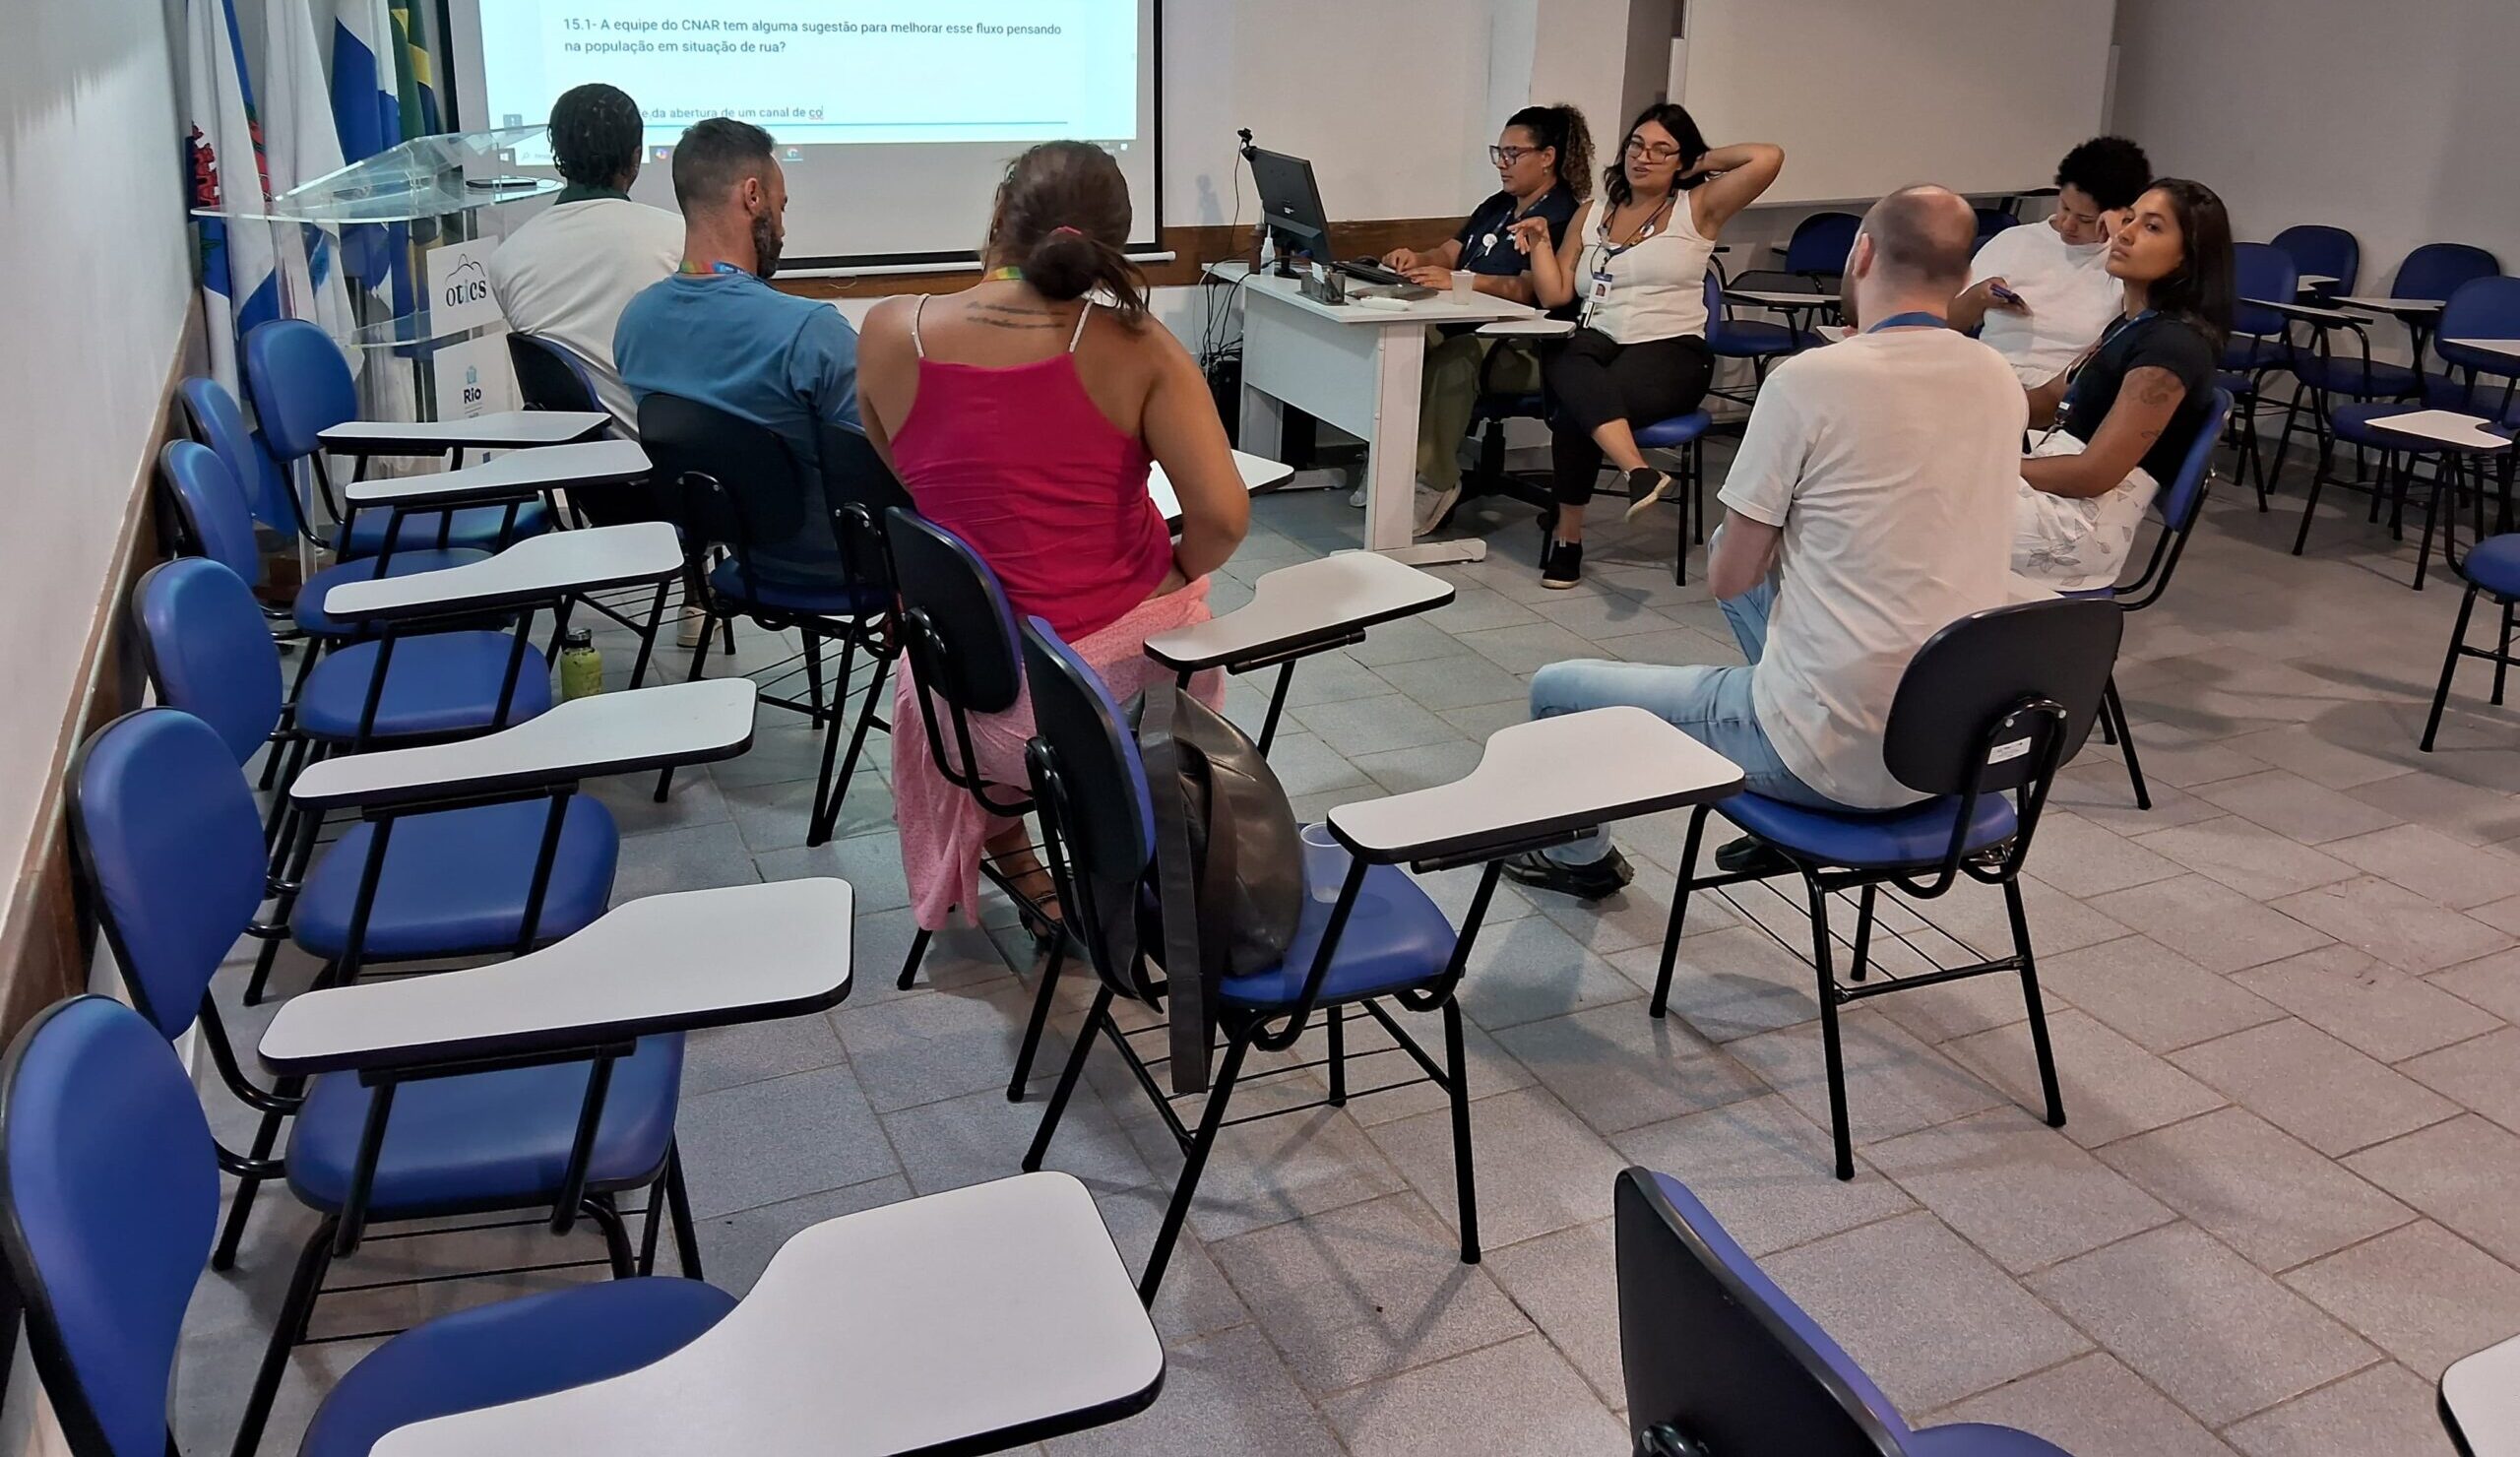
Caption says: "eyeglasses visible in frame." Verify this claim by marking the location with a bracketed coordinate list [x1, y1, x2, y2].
[1623, 139, 1682, 162]
[1488, 145, 1538, 166]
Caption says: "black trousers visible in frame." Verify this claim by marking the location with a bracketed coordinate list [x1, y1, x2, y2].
[1544, 330, 1715, 505]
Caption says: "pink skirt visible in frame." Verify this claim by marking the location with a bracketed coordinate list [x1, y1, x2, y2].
[892, 579, 1226, 930]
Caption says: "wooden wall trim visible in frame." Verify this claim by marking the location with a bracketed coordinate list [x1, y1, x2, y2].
[776, 217, 1464, 300]
[0, 313, 191, 1040]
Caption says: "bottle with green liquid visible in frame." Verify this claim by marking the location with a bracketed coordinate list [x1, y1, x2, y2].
[559, 629, 603, 701]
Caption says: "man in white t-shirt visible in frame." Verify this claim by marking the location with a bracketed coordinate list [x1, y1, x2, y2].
[1506, 186, 2023, 899]
[488, 84, 682, 436]
[1948, 136, 2152, 388]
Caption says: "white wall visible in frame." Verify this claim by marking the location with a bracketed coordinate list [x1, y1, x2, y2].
[0, 0, 195, 941]
[2112, 0, 2520, 294]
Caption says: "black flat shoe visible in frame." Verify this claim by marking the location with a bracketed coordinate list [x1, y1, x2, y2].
[1541, 538, 1584, 590]
[1714, 835, 1796, 879]
[1501, 846, 1634, 901]
[1622, 468, 1675, 524]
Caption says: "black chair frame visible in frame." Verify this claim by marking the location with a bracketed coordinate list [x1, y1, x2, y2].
[1017, 724, 1536, 1303]
[2421, 560, 2520, 753]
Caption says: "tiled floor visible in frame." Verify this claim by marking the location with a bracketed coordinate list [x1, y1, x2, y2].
[178, 442, 2520, 1455]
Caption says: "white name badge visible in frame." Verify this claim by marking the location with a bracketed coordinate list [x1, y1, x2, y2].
[1582, 268, 1615, 323]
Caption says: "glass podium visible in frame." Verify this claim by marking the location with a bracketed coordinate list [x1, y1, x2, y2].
[191, 126, 558, 413]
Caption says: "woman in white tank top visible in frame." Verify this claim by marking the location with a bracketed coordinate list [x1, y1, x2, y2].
[1518, 104, 1784, 587]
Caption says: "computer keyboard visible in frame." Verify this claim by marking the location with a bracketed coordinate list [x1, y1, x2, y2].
[1334, 257, 1412, 287]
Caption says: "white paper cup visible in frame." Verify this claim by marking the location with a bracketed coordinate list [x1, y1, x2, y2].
[1299, 822, 1349, 903]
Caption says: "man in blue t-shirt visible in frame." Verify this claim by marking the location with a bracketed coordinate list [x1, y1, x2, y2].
[615, 116, 860, 576]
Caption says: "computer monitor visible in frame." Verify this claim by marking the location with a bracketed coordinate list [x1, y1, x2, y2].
[1244, 146, 1336, 275]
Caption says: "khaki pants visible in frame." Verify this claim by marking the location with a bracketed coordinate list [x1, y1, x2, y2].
[1418, 330, 1543, 494]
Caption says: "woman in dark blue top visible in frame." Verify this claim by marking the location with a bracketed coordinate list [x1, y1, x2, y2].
[1378, 104, 1594, 535]
[2013, 177, 2234, 591]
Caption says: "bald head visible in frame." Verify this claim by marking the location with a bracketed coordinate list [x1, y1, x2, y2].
[1858, 185, 1978, 291]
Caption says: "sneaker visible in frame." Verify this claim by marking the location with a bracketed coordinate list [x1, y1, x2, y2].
[1714, 835, 1796, 879]
[1413, 481, 1462, 537]
[1348, 480, 1369, 508]
[1500, 846, 1634, 901]
[1621, 468, 1675, 524]
[1541, 538, 1584, 590]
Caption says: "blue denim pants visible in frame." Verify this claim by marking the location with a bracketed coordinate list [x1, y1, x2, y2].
[1531, 574, 1844, 866]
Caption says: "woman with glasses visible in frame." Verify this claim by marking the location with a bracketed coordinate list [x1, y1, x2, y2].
[1518, 103, 1784, 587]
[1374, 104, 1595, 536]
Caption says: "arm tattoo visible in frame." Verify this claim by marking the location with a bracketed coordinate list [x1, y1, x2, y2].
[2129, 366, 2184, 409]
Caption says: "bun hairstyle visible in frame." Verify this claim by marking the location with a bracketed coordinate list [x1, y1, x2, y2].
[993, 140, 1149, 327]
[1505, 103, 1596, 202]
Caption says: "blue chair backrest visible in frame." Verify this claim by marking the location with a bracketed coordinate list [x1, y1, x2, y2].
[177, 375, 293, 533]
[508, 333, 604, 416]
[883, 510, 1024, 715]
[2436, 276, 2520, 382]
[129, 559, 284, 770]
[157, 440, 263, 587]
[1019, 617, 1156, 882]
[1616, 1169, 1909, 1454]
[67, 709, 269, 1042]
[2396, 243, 2499, 304]
[2270, 224, 2359, 294]
[0, 996, 220, 1457]
[242, 319, 357, 464]
[1700, 273, 1730, 345]
[2231, 244, 2299, 339]
[1972, 207, 2016, 255]
[2159, 387, 2236, 534]
[1783, 212, 1861, 276]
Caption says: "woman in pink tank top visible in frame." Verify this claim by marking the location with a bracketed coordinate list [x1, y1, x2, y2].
[858, 141, 1251, 934]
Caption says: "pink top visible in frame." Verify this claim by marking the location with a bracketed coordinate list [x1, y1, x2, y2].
[887, 298, 1172, 642]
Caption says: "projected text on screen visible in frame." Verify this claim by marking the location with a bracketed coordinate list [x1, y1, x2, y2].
[480, 0, 1138, 150]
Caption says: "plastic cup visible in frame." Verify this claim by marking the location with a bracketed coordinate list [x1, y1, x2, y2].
[1450, 270, 1477, 300]
[1299, 822, 1349, 903]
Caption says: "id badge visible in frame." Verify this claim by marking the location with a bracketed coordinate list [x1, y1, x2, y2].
[1582, 268, 1614, 323]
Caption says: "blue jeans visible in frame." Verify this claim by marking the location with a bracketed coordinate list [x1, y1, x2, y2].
[1531, 575, 1845, 866]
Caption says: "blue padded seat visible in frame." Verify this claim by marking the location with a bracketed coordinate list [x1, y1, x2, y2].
[2214, 370, 2255, 400]
[2291, 353, 2419, 400]
[1635, 412, 1713, 450]
[2221, 336, 2284, 372]
[1219, 862, 1454, 1007]
[2466, 534, 2520, 597]
[300, 1276, 735, 1457]
[295, 630, 554, 741]
[1714, 319, 1822, 357]
[1473, 392, 1545, 421]
[292, 796, 619, 960]
[343, 500, 551, 558]
[709, 555, 888, 617]
[295, 548, 491, 638]
[1721, 791, 2017, 870]
[287, 1034, 682, 1213]
[1908, 1427, 2076, 1456]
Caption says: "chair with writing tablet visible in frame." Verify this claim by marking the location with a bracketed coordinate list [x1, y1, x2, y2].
[2272, 241, 2500, 494]
[2271, 222, 2359, 304]
[1646, 599, 2120, 1179]
[244, 319, 556, 560]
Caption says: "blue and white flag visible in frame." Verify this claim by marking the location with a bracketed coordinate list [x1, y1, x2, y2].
[183, 0, 280, 401]
[263, 0, 360, 375]
[333, 0, 410, 322]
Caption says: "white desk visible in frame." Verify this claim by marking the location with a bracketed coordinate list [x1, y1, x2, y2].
[261, 878, 853, 1075]
[2364, 409, 2513, 453]
[1144, 551, 1454, 672]
[321, 521, 685, 622]
[342, 439, 651, 511]
[2443, 1332, 2520, 1457]
[1728, 287, 1841, 309]
[289, 677, 759, 811]
[2297, 274, 2339, 290]
[1149, 449, 1296, 531]
[1479, 318, 1579, 339]
[2443, 338, 2520, 366]
[1330, 706, 1743, 866]
[2334, 294, 2445, 318]
[319, 411, 608, 457]
[370, 1172, 1164, 1457]
[1232, 271, 1537, 565]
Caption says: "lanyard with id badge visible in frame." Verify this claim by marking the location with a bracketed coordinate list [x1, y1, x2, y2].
[2038, 309, 2155, 448]
[1581, 193, 1675, 326]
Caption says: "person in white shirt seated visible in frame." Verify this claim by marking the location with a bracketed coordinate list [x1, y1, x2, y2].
[1947, 136, 2152, 389]
[1504, 187, 2024, 899]
[488, 83, 681, 439]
